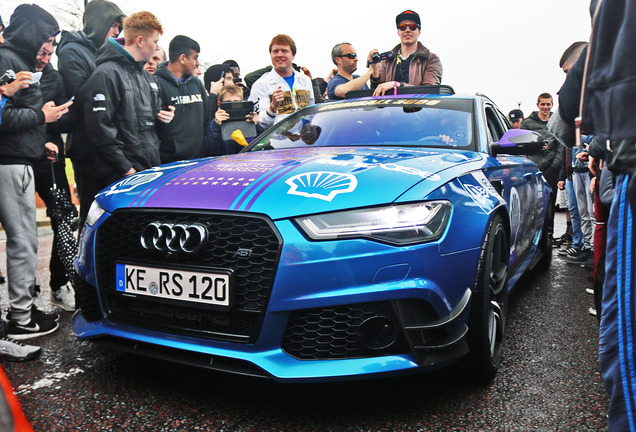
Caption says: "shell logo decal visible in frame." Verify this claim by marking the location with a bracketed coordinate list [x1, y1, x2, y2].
[98, 172, 163, 196]
[285, 171, 358, 201]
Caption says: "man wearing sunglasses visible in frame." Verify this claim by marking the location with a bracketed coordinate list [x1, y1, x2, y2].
[371, 10, 443, 96]
[327, 43, 380, 100]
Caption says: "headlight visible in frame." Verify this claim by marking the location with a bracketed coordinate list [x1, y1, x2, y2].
[85, 201, 106, 227]
[295, 201, 451, 245]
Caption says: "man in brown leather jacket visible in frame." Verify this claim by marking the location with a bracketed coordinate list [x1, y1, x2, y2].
[371, 10, 443, 95]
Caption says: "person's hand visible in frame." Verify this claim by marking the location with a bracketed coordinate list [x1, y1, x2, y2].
[44, 142, 58, 161]
[157, 105, 175, 124]
[42, 100, 71, 123]
[372, 81, 395, 96]
[124, 167, 137, 176]
[215, 108, 229, 125]
[558, 180, 565, 190]
[2, 71, 33, 97]
[576, 150, 589, 163]
[247, 111, 258, 125]
[325, 68, 337, 82]
[300, 66, 312, 80]
[209, 77, 223, 95]
[269, 86, 284, 113]
[590, 176, 597, 194]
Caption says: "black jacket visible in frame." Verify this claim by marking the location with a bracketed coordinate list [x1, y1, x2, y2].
[0, 4, 59, 165]
[79, 38, 161, 184]
[154, 63, 211, 163]
[56, 0, 125, 99]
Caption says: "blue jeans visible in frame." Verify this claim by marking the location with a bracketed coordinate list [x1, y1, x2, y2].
[565, 178, 584, 249]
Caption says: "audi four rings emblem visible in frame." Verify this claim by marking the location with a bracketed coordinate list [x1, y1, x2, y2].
[140, 222, 208, 254]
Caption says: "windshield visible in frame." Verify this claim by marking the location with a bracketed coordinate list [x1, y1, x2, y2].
[247, 97, 475, 152]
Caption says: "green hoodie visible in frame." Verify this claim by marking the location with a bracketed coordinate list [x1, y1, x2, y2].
[83, 0, 125, 48]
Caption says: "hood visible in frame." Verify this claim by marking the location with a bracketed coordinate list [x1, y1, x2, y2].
[95, 147, 482, 220]
[2, 4, 59, 63]
[96, 37, 139, 68]
[155, 62, 195, 86]
[57, 29, 97, 54]
[83, 0, 125, 48]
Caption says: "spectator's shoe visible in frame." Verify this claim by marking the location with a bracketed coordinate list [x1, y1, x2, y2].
[553, 228, 573, 247]
[586, 287, 595, 295]
[51, 285, 75, 312]
[581, 255, 594, 271]
[588, 307, 597, 316]
[7, 316, 58, 340]
[567, 247, 592, 264]
[0, 337, 41, 361]
[6, 306, 59, 323]
[558, 246, 580, 257]
[0, 269, 5, 284]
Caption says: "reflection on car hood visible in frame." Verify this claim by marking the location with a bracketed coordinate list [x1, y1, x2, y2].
[95, 147, 483, 219]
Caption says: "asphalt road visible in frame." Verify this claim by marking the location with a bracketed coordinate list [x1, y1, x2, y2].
[0, 212, 609, 431]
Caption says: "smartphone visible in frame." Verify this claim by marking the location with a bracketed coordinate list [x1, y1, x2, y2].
[0, 70, 16, 86]
[220, 101, 254, 121]
[25, 71, 42, 85]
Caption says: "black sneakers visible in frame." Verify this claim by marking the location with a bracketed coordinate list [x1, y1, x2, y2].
[567, 247, 592, 264]
[6, 315, 59, 340]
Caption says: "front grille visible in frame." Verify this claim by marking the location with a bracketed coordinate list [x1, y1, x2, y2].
[282, 302, 410, 360]
[74, 273, 102, 322]
[95, 209, 281, 343]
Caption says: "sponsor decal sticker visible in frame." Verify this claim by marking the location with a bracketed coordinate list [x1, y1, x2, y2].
[286, 171, 358, 201]
[97, 172, 163, 196]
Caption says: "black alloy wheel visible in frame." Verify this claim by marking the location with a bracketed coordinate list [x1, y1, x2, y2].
[466, 214, 509, 382]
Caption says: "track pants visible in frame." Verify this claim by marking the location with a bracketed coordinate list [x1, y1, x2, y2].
[600, 173, 636, 431]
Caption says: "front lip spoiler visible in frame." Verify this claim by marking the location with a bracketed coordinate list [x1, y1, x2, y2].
[91, 335, 273, 379]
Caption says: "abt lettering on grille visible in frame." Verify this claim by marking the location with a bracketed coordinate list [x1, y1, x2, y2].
[140, 222, 208, 254]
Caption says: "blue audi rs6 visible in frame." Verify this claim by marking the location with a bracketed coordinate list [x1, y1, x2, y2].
[74, 86, 552, 382]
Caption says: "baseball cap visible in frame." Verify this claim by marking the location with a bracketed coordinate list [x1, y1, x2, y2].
[509, 109, 524, 121]
[396, 10, 421, 27]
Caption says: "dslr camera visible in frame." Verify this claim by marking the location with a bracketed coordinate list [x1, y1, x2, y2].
[370, 51, 394, 64]
[0, 70, 17, 86]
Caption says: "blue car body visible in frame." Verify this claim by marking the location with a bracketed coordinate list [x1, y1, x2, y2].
[73, 91, 552, 381]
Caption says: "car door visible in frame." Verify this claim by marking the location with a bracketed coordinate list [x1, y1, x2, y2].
[482, 104, 536, 270]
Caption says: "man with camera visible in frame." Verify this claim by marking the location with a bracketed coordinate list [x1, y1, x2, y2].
[327, 43, 380, 100]
[371, 10, 443, 95]
[154, 35, 210, 164]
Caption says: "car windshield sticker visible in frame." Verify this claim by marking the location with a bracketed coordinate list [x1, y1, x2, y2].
[317, 99, 442, 111]
[286, 171, 358, 201]
[98, 172, 163, 196]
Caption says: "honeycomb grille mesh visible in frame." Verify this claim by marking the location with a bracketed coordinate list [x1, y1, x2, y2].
[282, 302, 409, 360]
[94, 209, 281, 342]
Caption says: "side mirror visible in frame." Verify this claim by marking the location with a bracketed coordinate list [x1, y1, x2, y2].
[489, 129, 545, 156]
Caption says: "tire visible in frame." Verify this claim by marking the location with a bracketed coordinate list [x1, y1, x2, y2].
[536, 201, 554, 270]
[466, 214, 509, 382]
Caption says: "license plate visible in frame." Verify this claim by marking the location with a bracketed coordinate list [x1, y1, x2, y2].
[116, 263, 230, 307]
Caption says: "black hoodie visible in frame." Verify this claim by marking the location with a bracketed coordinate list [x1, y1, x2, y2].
[56, 0, 125, 99]
[154, 62, 211, 163]
[79, 38, 161, 186]
[0, 4, 60, 165]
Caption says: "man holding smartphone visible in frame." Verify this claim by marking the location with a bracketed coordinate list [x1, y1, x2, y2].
[0, 4, 70, 342]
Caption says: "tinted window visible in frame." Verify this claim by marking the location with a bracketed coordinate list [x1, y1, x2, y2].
[247, 98, 475, 152]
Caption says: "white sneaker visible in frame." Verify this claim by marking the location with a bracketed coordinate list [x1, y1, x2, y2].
[0, 336, 41, 361]
[51, 284, 75, 312]
[588, 307, 597, 316]
[585, 288, 595, 295]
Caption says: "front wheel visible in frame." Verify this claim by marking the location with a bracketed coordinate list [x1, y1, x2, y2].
[466, 214, 509, 382]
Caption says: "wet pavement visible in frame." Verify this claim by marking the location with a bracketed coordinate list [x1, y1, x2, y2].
[0, 211, 609, 431]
